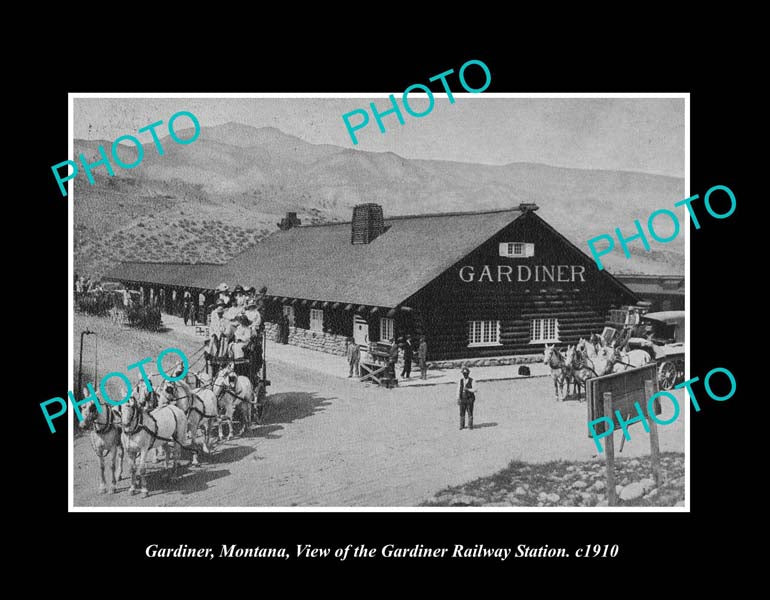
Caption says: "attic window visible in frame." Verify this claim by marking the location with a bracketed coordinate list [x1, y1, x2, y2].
[499, 242, 534, 258]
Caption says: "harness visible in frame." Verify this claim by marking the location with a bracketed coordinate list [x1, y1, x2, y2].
[186, 395, 219, 420]
[163, 380, 219, 419]
[546, 349, 565, 370]
[123, 404, 197, 452]
[88, 406, 123, 458]
[215, 376, 252, 405]
[93, 406, 118, 435]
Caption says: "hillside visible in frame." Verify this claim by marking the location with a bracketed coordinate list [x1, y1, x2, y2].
[73, 123, 685, 278]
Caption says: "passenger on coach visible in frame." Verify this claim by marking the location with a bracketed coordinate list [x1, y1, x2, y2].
[245, 296, 262, 331]
[231, 314, 253, 360]
[208, 303, 228, 357]
[216, 282, 230, 306]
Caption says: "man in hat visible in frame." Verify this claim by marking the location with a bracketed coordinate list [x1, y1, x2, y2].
[346, 337, 360, 378]
[457, 367, 477, 430]
[215, 283, 231, 306]
[418, 336, 428, 380]
[400, 334, 414, 379]
[233, 285, 246, 308]
[223, 285, 244, 327]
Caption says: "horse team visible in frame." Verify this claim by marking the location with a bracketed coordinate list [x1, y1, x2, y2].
[79, 364, 257, 498]
[543, 333, 652, 401]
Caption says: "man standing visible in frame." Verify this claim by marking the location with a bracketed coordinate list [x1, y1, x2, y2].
[388, 338, 400, 385]
[400, 334, 414, 379]
[346, 337, 361, 378]
[279, 311, 290, 344]
[457, 367, 477, 430]
[418, 336, 428, 380]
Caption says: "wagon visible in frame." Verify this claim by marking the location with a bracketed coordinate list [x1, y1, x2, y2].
[205, 327, 271, 426]
[641, 311, 685, 391]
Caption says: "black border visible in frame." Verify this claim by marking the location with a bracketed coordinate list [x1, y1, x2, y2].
[26, 41, 746, 579]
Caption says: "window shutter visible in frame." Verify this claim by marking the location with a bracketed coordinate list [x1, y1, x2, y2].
[499, 242, 509, 257]
[525, 243, 535, 257]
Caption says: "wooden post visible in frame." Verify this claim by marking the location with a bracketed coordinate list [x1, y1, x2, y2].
[604, 391, 617, 506]
[644, 379, 662, 487]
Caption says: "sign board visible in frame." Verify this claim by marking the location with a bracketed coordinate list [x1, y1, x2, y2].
[586, 363, 661, 435]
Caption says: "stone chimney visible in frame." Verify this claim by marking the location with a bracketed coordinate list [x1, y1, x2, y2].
[518, 202, 539, 213]
[351, 203, 385, 244]
[277, 212, 302, 230]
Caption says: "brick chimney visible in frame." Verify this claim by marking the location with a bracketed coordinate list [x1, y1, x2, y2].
[277, 212, 302, 230]
[351, 203, 385, 244]
[518, 202, 539, 213]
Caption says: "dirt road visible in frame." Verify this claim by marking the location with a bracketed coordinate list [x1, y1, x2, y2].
[72, 314, 685, 507]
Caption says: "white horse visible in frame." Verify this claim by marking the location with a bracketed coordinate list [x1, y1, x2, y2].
[119, 393, 189, 498]
[543, 344, 569, 401]
[212, 363, 254, 440]
[607, 343, 652, 373]
[159, 378, 217, 466]
[79, 395, 124, 494]
[567, 344, 614, 399]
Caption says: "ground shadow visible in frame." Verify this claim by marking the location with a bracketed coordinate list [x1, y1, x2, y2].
[204, 444, 256, 464]
[262, 392, 333, 427]
[471, 422, 498, 429]
[240, 424, 284, 440]
[144, 466, 232, 497]
[114, 461, 231, 498]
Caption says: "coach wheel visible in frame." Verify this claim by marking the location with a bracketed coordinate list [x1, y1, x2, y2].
[658, 361, 677, 390]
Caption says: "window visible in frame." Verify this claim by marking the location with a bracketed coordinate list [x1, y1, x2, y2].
[380, 317, 395, 342]
[499, 242, 535, 258]
[283, 305, 295, 326]
[310, 308, 324, 332]
[468, 320, 501, 347]
[530, 318, 560, 343]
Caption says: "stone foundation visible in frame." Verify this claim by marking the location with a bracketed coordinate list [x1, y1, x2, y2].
[265, 321, 348, 356]
[265, 321, 543, 369]
[426, 355, 542, 370]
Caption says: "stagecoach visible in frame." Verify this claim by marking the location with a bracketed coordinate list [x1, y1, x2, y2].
[604, 307, 685, 390]
[204, 327, 271, 426]
[637, 311, 685, 390]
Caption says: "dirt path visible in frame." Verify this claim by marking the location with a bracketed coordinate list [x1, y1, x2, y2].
[73, 314, 685, 507]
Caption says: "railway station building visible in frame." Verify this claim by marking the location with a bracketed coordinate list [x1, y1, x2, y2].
[106, 203, 640, 366]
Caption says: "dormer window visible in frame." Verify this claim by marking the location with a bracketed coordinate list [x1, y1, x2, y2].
[499, 242, 534, 258]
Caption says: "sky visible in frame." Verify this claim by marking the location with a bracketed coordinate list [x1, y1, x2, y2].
[74, 96, 685, 177]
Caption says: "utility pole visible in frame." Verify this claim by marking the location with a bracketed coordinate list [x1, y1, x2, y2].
[77, 330, 96, 398]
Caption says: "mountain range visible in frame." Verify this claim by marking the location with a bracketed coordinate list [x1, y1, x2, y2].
[73, 122, 685, 279]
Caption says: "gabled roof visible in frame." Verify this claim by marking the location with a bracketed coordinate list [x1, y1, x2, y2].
[108, 209, 525, 307]
[107, 207, 640, 307]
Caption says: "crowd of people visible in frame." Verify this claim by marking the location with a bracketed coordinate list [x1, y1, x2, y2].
[206, 283, 267, 379]
[74, 274, 105, 296]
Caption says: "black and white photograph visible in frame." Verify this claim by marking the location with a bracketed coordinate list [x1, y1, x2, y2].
[68, 94, 687, 509]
